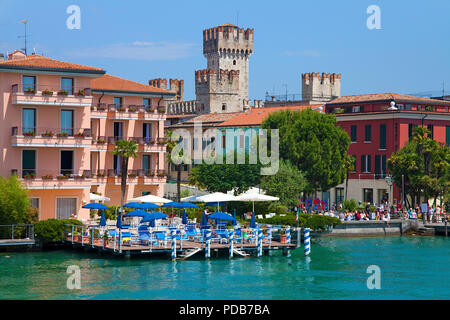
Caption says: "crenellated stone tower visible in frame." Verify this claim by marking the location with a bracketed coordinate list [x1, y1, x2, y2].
[301, 72, 341, 103]
[196, 23, 254, 113]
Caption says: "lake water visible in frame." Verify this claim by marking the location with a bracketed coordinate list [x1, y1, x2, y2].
[1, 236, 449, 300]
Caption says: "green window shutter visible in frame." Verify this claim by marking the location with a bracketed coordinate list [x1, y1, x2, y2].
[375, 155, 380, 176]
[380, 124, 386, 149]
[367, 155, 371, 172]
[446, 126, 450, 146]
[361, 155, 366, 172]
[351, 125, 357, 142]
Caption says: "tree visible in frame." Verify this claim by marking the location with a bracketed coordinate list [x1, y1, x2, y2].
[262, 108, 350, 195]
[111, 139, 138, 213]
[188, 152, 261, 195]
[260, 159, 306, 207]
[388, 126, 449, 212]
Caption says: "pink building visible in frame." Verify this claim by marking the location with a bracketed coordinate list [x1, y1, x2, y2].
[0, 51, 172, 221]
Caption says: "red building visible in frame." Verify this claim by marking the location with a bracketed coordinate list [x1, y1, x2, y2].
[325, 93, 450, 206]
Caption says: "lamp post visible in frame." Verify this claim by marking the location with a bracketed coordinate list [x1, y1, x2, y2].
[385, 175, 393, 207]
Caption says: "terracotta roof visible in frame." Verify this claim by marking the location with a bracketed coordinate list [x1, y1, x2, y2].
[170, 112, 242, 128]
[328, 93, 450, 106]
[217, 105, 321, 127]
[91, 74, 173, 94]
[0, 54, 104, 73]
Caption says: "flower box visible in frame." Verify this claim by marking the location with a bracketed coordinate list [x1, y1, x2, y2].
[157, 107, 166, 113]
[42, 174, 53, 180]
[74, 132, 85, 138]
[128, 106, 137, 112]
[96, 173, 106, 178]
[42, 89, 53, 96]
[57, 90, 68, 96]
[73, 175, 85, 180]
[96, 106, 106, 111]
[24, 88, 36, 94]
[96, 139, 106, 144]
[42, 131, 54, 137]
[146, 108, 154, 113]
[74, 90, 85, 97]
[117, 107, 126, 112]
[24, 173, 36, 179]
[57, 132, 69, 138]
[146, 172, 155, 177]
[56, 174, 69, 180]
[128, 173, 137, 178]
[23, 131, 35, 137]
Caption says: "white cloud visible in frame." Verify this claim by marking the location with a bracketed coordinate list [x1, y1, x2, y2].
[282, 50, 321, 57]
[69, 41, 198, 61]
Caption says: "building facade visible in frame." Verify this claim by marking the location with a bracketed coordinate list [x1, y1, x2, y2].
[0, 52, 172, 221]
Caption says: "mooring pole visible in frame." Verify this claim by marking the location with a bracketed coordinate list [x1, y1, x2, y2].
[71, 225, 74, 244]
[171, 230, 177, 261]
[257, 229, 263, 257]
[229, 229, 234, 259]
[205, 229, 211, 259]
[445, 218, 448, 237]
[81, 226, 85, 246]
[304, 228, 311, 256]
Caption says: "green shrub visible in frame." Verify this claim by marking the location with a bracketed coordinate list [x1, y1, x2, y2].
[256, 213, 341, 230]
[34, 219, 83, 244]
[343, 199, 358, 212]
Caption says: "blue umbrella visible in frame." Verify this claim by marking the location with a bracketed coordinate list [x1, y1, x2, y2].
[179, 202, 198, 209]
[161, 202, 183, 208]
[140, 211, 168, 223]
[205, 202, 225, 208]
[249, 212, 257, 228]
[233, 209, 237, 226]
[99, 210, 106, 227]
[140, 202, 160, 210]
[123, 202, 146, 209]
[200, 211, 208, 227]
[124, 210, 150, 217]
[83, 202, 108, 210]
[116, 212, 122, 229]
[208, 211, 234, 221]
[182, 209, 188, 224]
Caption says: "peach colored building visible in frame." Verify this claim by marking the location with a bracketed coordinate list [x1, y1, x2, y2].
[0, 51, 173, 221]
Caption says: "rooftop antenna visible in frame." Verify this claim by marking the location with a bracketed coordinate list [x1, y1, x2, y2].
[18, 19, 29, 55]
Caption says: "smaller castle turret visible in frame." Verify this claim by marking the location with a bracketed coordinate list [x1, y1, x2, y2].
[302, 72, 341, 103]
[149, 78, 184, 102]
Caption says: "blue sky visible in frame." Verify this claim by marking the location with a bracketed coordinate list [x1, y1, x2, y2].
[1, 0, 450, 100]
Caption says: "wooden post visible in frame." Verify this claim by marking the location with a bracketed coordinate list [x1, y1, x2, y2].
[81, 226, 85, 246]
[445, 218, 448, 237]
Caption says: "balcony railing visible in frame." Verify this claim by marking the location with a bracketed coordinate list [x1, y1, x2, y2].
[11, 84, 91, 97]
[104, 169, 166, 178]
[11, 169, 93, 180]
[12, 127, 92, 138]
[104, 136, 164, 145]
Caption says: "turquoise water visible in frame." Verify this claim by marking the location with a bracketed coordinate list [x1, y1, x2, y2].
[1, 236, 449, 300]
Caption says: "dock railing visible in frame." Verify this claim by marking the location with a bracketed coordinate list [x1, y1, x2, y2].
[0, 224, 34, 241]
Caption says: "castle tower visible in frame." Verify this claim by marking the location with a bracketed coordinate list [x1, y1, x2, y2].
[197, 24, 254, 113]
[301, 72, 341, 103]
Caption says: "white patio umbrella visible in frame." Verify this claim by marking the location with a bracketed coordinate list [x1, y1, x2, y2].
[89, 193, 110, 202]
[236, 192, 279, 212]
[180, 195, 203, 202]
[129, 194, 172, 204]
[196, 192, 239, 211]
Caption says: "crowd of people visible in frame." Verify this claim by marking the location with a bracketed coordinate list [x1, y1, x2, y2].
[297, 198, 448, 224]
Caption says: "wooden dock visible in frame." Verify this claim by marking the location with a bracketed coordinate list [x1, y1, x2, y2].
[65, 236, 297, 259]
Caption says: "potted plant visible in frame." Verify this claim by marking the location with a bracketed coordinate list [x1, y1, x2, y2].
[279, 229, 287, 243]
[23, 131, 35, 137]
[103, 230, 109, 246]
[97, 105, 106, 111]
[128, 106, 137, 112]
[75, 89, 85, 97]
[157, 107, 166, 113]
[24, 173, 36, 179]
[57, 132, 69, 138]
[24, 87, 36, 94]
[117, 106, 126, 112]
[146, 107, 154, 113]
[42, 89, 53, 96]
[57, 89, 68, 96]
[74, 132, 85, 138]
[56, 174, 68, 180]
[148, 139, 155, 144]
[73, 174, 85, 180]
[128, 172, 137, 178]
[96, 138, 106, 144]
[42, 174, 53, 180]
[146, 171, 155, 177]
[42, 131, 54, 137]
[96, 172, 106, 178]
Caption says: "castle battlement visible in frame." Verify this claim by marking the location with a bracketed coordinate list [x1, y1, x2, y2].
[302, 72, 341, 84]
[203, 24, 254, 55]
[149, 78, 184, 102]
[195, 69, 240, 84]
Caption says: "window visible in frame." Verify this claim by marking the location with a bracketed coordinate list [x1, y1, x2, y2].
[22, 108, 36, 135]
[364, 125, 371, 142]
[143, 98, 151, 111]
[427, 124, 434, 140]
[22, 75, 36, 92]
[446, 126, 450, 146]
[142, 155, 151, 175]
[29, 198, 40, 211]
[361, 155, 371, 172]
[143, 123, 152, 142]
[374, 155, 386, 178]
[405, 104, 412, 111]
[114, 97, 122, 108]
[350, 125, 357, 142]
[22, 150, 36, 178]
[363, 189, 373, 204]
[61, 78, 74, 95]
[379, 124, 386, 149]
[61, 110, 74, 136]
[56, 198, 76, 220]
[233, 60, 236, 65]
[352, 106, 360, 113]
[335, 188, 344, 204]
[222, 104, 227, 111]
[114, 122, 123, 140]
[113, 155, 121, 175]
[60, 150, 74, 175]
[408, 123, 418, 140]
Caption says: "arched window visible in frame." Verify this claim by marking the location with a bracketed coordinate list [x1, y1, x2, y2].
[233, 60, 236, 65]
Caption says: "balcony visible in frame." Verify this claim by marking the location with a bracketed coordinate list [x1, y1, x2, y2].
[11, 169, 92, 189]
[103, 136, 166, 152]
[11, 84, 93, 107]
[90, 104, 166, 120]
[104, 169, 166, 185]
[11, 127, 93, 148]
